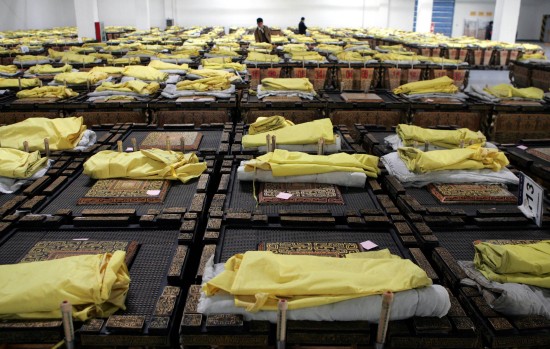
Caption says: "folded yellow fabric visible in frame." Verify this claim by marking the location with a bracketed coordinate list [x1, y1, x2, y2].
[243, 118, 333, 146]
[519, 53, 546, 61]
[261, 78, 314, 92]
[337, 51, 372, 62]
[282, 44, 308, 53]
[107, 57, 141, 65]
[0, 148, 48, 179]
[188, 68, 234, 79]
[290, 51, 325, 61]
[60, 53, 97, 64]
[176, 76, 231, 91]
[202, 62, 246, 71]
[95, 80, 160, 95]
[0, 116, 86, 151]
[148, 60, 188, 71]
[88, 52, 114, 61]
[0, 78, 40, 88]
[202, 57, 232, 65]
[250, 42, 273, 49]
[0, 251, 130, 320]
[474, 241, 550, 288]
[16, 86, 78, 99]
[248, 115, 295, 135]
[396, 124, 486, 149]
[394, 76, 458, 95]
[83, 149, 207, 183]
[397, 145, 509, 173]
[156, 53, 192, 61]
[374, 53, 417, 62]
[316, 44, 344, 53]
[208, 48, 239, 57]
[0, 65, 18, 74]
[484, 84, 544, 100]
[245, 52, 279, 62]
[27, 64, 73, 75]
[90, 66, 125, 75]
[244, 149, 380, 178]
[54, 71, 108, 85]
[204, 251, 431, 311]
[14, 55, 49, 63]
[122, 66, 167, 81]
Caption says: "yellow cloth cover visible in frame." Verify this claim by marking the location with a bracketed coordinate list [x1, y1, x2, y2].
[0, 116, 86, 151]
[261, 78, 314, 92]
[394, 76, 458, 95]
[244, 149, 380, 178]
[188, 68, 234, 79]
[519, 53, 546, 61]
[107, 57, 141, 65]
[248, 115, 295, 135]
[16, 86, 78, 99]
[203, 251, 431, 311]
[316, 44, 344, 53]
[397, 145, 509, 173]
[122, 66, 168, 81]
[246, 52, 279, 62]
[89, 52, 114, 61]
[27, 64, 73, 75]
[337, 51, 372, 62]
[243, 118, 334, 146]
[148, 60, 188, 71]
[0, 65, 17, 74]
[90, 66, 125, 75]
[208, 48, 239, 57]
[156, 53, 192, 61]
[60, 53, 97, 64]
[396, 124, 486, 149]
[474, 241, 550, 288]
[290, 51, 325, 61]
[54, 71, 108, 85]
[484, 84, 544, 100]
[14, 55, 49, 62]
[202, 62, 246, 71]
[0, 251, 130, 320]
[0, 78, 40, 88]
[176, 76, 231, 91]
[83, 149, 207, 183]
[202, 57, 232, 65]
[0, 148, 48, 179]
[95, 81, 160, 95]
[282, 44, 308, 52]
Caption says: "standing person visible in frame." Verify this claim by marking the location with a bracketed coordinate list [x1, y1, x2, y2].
[485, 21, 493, 40]
[299, 17, 307, 35]
[254, 18, 272, 43]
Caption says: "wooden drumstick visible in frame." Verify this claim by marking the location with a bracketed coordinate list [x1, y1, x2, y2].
[117, 140, 123, 152]
[266, 134, 271, 152]
[375, 291, 394, 349]
[271, 135, 276, 152]
[165, 136, 171, 150]
[44, 138, 50, 158]
[276, 299, 288, 349]
[180, 136, 185, 152]
[131, 138, 138, 151]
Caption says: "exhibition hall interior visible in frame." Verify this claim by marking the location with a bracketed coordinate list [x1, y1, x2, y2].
[1, 0, 550, 348]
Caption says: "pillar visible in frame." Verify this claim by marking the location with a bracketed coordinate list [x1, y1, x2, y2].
[73, 0, 99, 39]
[492, 0, 521, 43]
[415, 0, 434, 33]
[135, 0, 151, 31]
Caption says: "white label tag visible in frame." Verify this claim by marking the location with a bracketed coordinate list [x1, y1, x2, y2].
[518, 172, 544, 227]
[20, 45, 29, 53]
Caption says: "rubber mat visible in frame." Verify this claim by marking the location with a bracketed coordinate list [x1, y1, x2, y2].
[39, 172, 199, 215]
[218, 228, 402, 262]
[434, 229, 550, 261]
[227, 168, 379, 216]
[0, 228, 179, 320]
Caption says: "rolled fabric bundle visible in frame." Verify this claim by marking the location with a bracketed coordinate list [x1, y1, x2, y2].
[243, 118, 333, 147]
[95, 80, 160, 95]
[54, 71, 108, 85]
[0, 116, 87, 151]
[474, 241, 550, 288]
[248, 115, 295, 135]
[90, 66, 125, 75]
[394, 76, 458, 95]
[290, 51, 325, 61]
[397, 145, 509, 173]
[176, 76, 231, 91]
[0, 65, 18, 74]
[16, 86, 78, 99]
[396, 124, 486, 149]
[83, 149, 207, 183]
[484, 84, 544, 100]
[0, 251, 130, 321]
[187, 68, 235, 79]
[245, 52, 280, 63]
[148, 60, 188, 72]
[27, 64, 72, 74]
[0, 148, 48, 179]
[122, 65, 168, 82]
[0, 78, 40, 88]
[203, 251, 431, 312]
[260, 78, 314, 92]
[243, 149, 380, 178]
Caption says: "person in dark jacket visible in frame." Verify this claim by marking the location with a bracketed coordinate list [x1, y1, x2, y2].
[299, 17, 307, 35]
[254, 17, 272, 43]
[485, 21, 493, 40]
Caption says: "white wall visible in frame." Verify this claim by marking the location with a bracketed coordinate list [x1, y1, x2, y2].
[0, 0, 76, 31]
[0, 0, 415, 33]
[517, 0, 550, 40]
[388, 0, 415, 31]
[452, 0, 495, 37]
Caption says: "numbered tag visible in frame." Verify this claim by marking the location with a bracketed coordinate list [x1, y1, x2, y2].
[518, 172, 544, 227]
[20, 45, 29, 53]
[293, 68, 306, 78]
